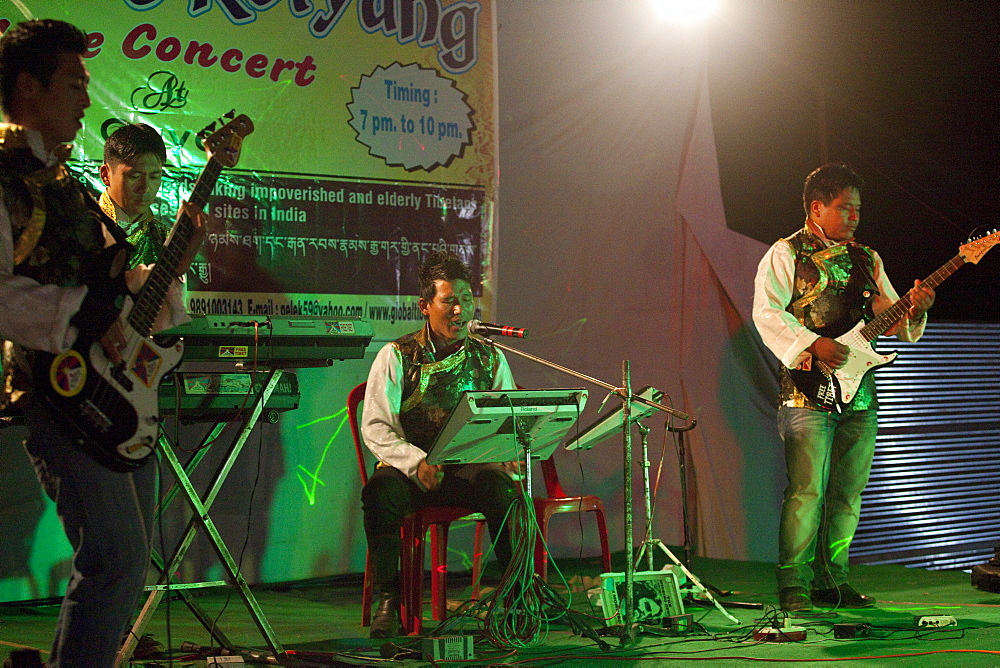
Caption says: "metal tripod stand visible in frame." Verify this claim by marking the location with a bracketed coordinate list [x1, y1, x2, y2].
[632, 417, 738, 624]
[473, 336, 737, 642]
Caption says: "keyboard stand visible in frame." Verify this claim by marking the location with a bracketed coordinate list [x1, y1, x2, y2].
[116, 368, 286, 665]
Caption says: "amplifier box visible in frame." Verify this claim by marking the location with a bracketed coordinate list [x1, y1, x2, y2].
[422, 636, 474, 661]
[598, 568, 686, 625]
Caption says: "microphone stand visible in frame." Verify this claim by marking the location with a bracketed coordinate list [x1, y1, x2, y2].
[473, 335, 738, 633]
[627, 412, 738, 624]
[669, 420, 699, 569]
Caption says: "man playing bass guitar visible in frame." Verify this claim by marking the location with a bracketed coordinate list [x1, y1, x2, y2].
[0, 19, 190, 666]
[752, 164, 934, 614]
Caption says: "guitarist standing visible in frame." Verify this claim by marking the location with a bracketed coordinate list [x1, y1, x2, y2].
[0, 20, 188, 665]
[752, 164, 935, 614]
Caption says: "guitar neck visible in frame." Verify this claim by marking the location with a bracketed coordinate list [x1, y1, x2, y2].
[859, 254, 963, 341]
[127, 158, 222, 336]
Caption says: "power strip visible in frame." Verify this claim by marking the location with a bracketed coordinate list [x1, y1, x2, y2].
[753, 625, 807, 642]
[915, 614, 958, 628]
[834, 622, 872, 639]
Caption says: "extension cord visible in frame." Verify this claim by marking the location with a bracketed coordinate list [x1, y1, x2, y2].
[753, 625, 807, 642]
[662, 613, 693, 635]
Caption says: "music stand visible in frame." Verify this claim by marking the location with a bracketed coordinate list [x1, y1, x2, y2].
[565, 385, 663, 452]
[426, 389, 587, 500]
[563, 384, 737, 624]
[426, 389, 588, 466]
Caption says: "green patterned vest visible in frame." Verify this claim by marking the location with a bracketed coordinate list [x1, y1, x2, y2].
[99, 189, 169, 268]
[0, 125, 124, 408]
[780, 227, 879, 411]
[393, 326, 503, 452]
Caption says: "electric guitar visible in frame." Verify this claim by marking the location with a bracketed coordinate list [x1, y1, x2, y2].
[789, 229, 1000, 413]
[37, 112, 254, 469]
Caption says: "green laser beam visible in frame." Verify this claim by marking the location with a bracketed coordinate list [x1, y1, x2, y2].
[295, 408, 349, 505]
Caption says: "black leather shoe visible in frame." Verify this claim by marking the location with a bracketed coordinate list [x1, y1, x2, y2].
[811, 583, 876, 609]
[370, 590, 402, 638]
[778, 586, 813, 613]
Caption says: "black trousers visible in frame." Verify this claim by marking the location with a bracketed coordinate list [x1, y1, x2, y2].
[361, 463, 517, 591]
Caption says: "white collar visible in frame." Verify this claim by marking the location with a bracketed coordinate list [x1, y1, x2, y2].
[805, 218, 849, 249]
[23, 128, 63, 168]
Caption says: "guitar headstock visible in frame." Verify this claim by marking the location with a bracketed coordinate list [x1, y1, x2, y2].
[959, 229, 1000, 265]
[198, 110, 254, 168]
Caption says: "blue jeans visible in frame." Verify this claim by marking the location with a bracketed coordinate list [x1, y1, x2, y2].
[23, 402, 156, 667]
[776, 406, 877, 591]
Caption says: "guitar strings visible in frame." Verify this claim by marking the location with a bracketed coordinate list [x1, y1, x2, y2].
[88, 156, 220, 458]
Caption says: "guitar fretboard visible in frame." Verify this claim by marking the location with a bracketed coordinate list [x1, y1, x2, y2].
[859, 254, 965, 341]
[127, 158, 223, 336]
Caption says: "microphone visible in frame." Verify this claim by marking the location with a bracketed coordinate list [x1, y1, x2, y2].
[467, 319, 528, 338]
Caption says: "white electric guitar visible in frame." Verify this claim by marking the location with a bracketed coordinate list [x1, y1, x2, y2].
[36, 112, 254, 469]
[789, 229, 1000, 412]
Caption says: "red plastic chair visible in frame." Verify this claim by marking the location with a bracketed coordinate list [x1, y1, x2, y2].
[508, 384, 612, 581]
[348, 382, 485, 635]
[533, 457, 612, 580]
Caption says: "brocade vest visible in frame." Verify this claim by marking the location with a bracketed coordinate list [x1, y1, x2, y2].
[0, 124, 125, 408]
[393, 325, 503, 452]
[779, 227, 879, 411]
[99, 189, 169, 268]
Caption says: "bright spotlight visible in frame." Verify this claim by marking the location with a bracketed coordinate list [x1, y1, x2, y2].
[652, 0, 719, 22]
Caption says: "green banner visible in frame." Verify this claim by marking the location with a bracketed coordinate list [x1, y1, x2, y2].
[1, 0, 498, 340]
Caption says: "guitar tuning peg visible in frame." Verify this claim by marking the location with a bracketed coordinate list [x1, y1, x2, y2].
[224, 110, 235, 119]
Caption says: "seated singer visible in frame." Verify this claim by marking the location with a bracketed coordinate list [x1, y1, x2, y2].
[361, 251, 518, 638]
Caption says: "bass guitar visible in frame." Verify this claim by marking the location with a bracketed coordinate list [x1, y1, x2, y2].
[38, 111, 254, 469]
[789, 229, 1000, 412]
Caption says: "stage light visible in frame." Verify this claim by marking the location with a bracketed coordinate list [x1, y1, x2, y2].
[651, 0, 719, 22]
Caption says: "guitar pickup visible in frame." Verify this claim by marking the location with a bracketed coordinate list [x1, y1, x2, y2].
[110, 362, 134, 392]
[80, 400, 112, 433]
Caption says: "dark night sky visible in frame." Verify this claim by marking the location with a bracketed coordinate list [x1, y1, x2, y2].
[708, 1, 999, 321]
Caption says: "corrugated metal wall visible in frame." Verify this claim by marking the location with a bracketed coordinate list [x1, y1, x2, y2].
[853, 322, 1000, 570]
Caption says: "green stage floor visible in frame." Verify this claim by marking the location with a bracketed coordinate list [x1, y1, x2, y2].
[2, 552, 999, 666]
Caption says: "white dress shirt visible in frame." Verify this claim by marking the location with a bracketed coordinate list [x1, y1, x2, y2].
[753, 223, 926, 372]
[361, 337, 515, 486]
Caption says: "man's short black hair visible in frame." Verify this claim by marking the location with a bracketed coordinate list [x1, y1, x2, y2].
[104, 123, 167, 166]
[803, 163, 865, 216]
[418, 251, 472, 301]
[0, 19, 88, 114]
